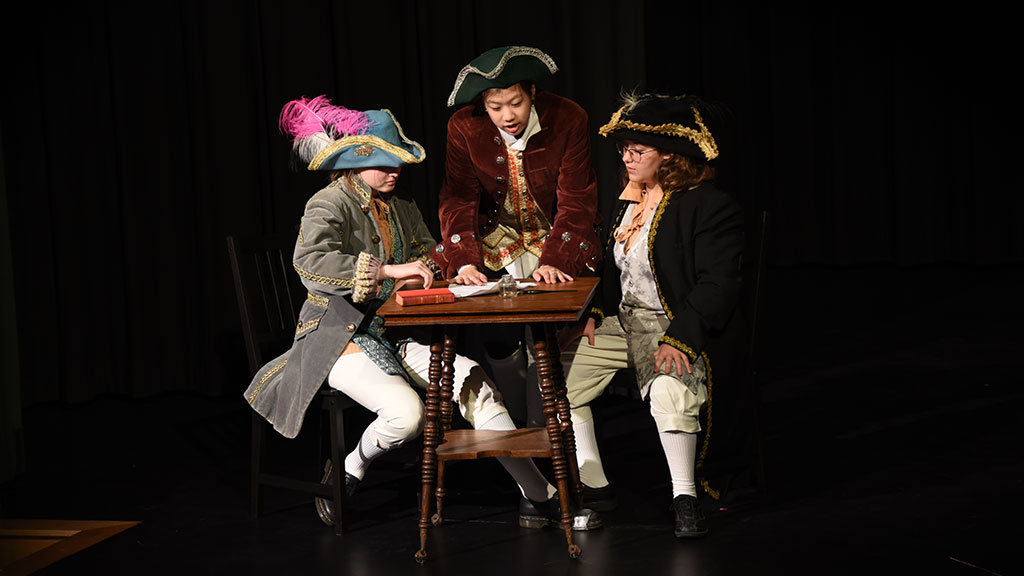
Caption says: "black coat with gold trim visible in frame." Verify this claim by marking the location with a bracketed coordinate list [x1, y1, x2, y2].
[590, 181, 744, 361]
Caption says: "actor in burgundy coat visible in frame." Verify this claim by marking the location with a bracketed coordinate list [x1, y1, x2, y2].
[430, 45, 603, 430]
[431, 46, 601, 284]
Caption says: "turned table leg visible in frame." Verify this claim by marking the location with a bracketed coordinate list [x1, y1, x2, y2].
[532, 322, 581, 559]
[544, 323, 583, 509]
[415, 328, 446, 563]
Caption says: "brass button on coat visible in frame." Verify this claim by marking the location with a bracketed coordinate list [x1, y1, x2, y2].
[371, 234, 380, 243]
[496, 155, 505, 165]
[345, 323, 356, 332]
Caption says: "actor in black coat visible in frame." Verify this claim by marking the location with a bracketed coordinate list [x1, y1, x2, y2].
[589, 180, 743, 362]
[560, 93, 743, 539]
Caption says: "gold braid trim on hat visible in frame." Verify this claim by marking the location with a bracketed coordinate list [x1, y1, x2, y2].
[308, 110, 425, 169]
[598, 105, 719, 161]
[447, 46, 558, 107]
[382, 108, 426, 161]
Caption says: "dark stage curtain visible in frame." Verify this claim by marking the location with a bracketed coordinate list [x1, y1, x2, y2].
[1, 0, 1019, 477]
[0, 1, 648, 405]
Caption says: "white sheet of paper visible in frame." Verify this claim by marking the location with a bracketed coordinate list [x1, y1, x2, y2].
[448, 281, 537, 298]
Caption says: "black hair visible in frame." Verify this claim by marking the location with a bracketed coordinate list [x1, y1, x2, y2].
[470, 81, 536, 116]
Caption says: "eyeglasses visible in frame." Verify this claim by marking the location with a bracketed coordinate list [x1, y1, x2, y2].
[615, 143, 656, 162]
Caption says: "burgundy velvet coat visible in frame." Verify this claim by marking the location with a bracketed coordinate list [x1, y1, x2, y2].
[431, 91, 602, 277]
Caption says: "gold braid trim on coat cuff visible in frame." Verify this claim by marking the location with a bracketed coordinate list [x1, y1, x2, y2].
[416, 254, 444, 280]
[353, 252, 383, 303]
[658, 336, 698, 362]
[588, 307, 605, 328]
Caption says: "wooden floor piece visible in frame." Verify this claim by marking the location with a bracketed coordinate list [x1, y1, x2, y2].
[0, 519, 140, 576]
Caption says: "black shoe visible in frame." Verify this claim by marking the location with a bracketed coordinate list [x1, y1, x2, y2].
[671, 494, 708, 538]
[519, 493, 603, 531]
[582, 482, 618, 512]
[315, 459, 359, 527]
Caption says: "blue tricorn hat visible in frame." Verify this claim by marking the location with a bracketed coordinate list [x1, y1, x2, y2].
[279, 96, 425, 171]
[447, 46, 558, 108]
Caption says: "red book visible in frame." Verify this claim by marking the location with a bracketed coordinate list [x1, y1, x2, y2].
[395, 287, 455, 306]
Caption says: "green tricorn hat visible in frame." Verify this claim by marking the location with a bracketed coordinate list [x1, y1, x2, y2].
[447, 46, 558, 108]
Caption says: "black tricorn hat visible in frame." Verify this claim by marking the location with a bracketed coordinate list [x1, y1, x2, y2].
[598, 93, 720, 161]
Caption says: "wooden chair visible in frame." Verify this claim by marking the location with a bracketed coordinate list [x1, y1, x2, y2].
[226, 232, 355, 535]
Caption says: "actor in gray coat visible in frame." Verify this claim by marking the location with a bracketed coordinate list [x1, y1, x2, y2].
[243, 96, 600, 531]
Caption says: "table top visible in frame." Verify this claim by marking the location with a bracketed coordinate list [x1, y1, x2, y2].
[377, 276, 599, 326]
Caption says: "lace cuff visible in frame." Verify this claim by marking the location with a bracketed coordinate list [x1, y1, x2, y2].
[353, 252, 384, 303]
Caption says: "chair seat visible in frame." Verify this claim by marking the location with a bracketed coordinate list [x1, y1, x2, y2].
[319, 385, 356, 407]
[437, 428, 553, 461]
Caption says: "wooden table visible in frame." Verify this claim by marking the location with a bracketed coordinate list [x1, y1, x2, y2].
[377, 277, 599, 563]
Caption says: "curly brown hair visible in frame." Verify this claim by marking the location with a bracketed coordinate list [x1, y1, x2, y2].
[619, 152, 715, 192]
[657, 153, 715, 192]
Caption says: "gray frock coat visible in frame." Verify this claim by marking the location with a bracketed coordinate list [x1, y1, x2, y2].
[243, 175, 438, 438]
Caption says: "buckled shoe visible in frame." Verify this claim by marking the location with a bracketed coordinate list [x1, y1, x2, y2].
[314, 459, 359, 527]
[519, 493, 602, 531]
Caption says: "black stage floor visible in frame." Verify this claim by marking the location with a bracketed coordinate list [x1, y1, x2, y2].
[2, 333, 1022, 575]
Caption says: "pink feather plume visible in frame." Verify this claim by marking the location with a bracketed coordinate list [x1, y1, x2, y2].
[278, 95, 373, 140]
